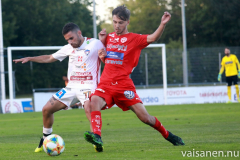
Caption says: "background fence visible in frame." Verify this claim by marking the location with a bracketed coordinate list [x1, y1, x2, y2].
[1, 46, 240, 98]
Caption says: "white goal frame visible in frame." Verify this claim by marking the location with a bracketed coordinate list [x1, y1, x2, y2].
[6, 44, 167, 109]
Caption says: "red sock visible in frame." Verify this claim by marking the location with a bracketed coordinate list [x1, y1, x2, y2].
[91, 111, 102, 136]
[152, 117, 169, 138]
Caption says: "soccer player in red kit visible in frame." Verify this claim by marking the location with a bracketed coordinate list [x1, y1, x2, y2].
[84, 5, 185, 152]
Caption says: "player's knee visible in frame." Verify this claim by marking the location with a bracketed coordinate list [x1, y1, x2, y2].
[42, 106, 50, 115]
[89, 101, 101, 111]
[84, 105, 91, 114]
[140, 115, 156, 126]
[139, 115, 152, 125]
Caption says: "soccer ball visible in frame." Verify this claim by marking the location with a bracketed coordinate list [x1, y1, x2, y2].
[43, 134, 65, 156]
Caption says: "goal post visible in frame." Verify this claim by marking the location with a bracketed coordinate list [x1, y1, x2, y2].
[7, 46, 62, 109]
[6, 44, 167, 109]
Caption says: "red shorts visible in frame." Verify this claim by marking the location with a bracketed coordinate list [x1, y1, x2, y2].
[90, 82, 142, 111]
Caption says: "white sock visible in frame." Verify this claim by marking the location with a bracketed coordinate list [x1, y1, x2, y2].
[43, 127, 52, 139]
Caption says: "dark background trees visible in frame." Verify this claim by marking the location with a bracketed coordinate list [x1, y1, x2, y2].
[2, 0, 240, 95]
[2, 0, 101, 94]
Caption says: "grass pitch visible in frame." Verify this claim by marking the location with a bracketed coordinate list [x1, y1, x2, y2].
[0, 103, 239, 160]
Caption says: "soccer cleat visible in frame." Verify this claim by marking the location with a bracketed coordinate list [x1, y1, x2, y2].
[93, 145, 104, 152]
[34, 146, 43, 152]
[34, 137, 44, 152]
[237, 99, 240, 103]
[165, 131, 185, 146]
[226, 100, 232, 104]
[84, 131, 103, 152]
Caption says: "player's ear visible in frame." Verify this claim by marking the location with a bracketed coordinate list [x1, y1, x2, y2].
[77, 30, 82, 36]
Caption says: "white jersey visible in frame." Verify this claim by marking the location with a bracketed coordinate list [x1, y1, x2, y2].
[52, 37, 104, 90]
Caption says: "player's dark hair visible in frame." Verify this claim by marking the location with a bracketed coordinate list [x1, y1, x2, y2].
[112, 5, 130, 21]
[62, 22, 80, 35]
[225, 47, 230, 50]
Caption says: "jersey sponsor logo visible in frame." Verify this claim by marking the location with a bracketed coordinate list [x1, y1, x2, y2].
[105, 59, 123, 65]
[124, 91, 135, 99]
[110, 38, 119, 43]
[121, 37, 127, 43]
[84, 49, 90, 56]
[107, 44, 127, 51]
[225, 61, 233, 64]
[109, 33, 115, 37]
[70, 75, 93, 81]
[72, 72, 91, 76]
[106, 51, 124, 60]
[77, 56, 83, 62]
[70, 72, 93, 81]
[55, 89, 66, 99]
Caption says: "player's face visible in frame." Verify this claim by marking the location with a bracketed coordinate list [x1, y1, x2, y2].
[112, 15, 129, 36]
[64, 31, 82, 48]
[225, 48, 230, 56]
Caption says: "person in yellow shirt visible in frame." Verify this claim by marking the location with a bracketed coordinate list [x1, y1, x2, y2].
[218, 48, 240, 103]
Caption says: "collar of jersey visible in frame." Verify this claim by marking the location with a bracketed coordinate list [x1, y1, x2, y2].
[75, 37, 87, 50]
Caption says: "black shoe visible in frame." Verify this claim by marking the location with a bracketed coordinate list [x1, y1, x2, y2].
[165, 131, 185, 146]
[84, 131, 103, 152]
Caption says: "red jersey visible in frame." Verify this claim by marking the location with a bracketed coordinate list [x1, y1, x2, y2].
[100, 32, 149, 86]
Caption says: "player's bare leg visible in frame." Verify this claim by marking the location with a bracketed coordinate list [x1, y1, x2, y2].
[129, 103, 185, 146]
[35, 96, 67, 152]
[84, 95, 106, 152]
[83, 100, 93, 132]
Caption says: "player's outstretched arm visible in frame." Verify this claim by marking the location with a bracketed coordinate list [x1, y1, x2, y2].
[98, 48, 107, 63]
[98, 29, 107, 45]
[147, 12, 171, 43]
[13, 55, 57, 64]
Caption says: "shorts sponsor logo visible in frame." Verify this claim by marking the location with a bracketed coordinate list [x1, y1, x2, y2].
[56, 89, 66, 99]
[124, 91, 135, 99]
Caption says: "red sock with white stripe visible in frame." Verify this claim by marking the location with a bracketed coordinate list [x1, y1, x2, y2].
[152, 117, 169, 138]
[91, 111, 102, 136]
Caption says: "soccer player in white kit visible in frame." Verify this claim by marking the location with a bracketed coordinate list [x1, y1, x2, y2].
[13, 22, 105, 152]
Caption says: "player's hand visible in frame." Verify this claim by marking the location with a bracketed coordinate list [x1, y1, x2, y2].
[217, 73, 221, 81]
[238, 70, 240, 78]
[161, 12, 171, 25]
[98, 48, 107, 62]
[13, 57, 30, 64]
[98, 29, 107, 44]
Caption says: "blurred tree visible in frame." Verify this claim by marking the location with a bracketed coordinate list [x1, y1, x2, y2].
[2, 0, 99, 94]
[117, 0, 240, 47]
[2, 0, 95, 46]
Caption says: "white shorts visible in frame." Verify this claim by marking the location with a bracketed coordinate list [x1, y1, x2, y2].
[52, 87, 93, 107]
